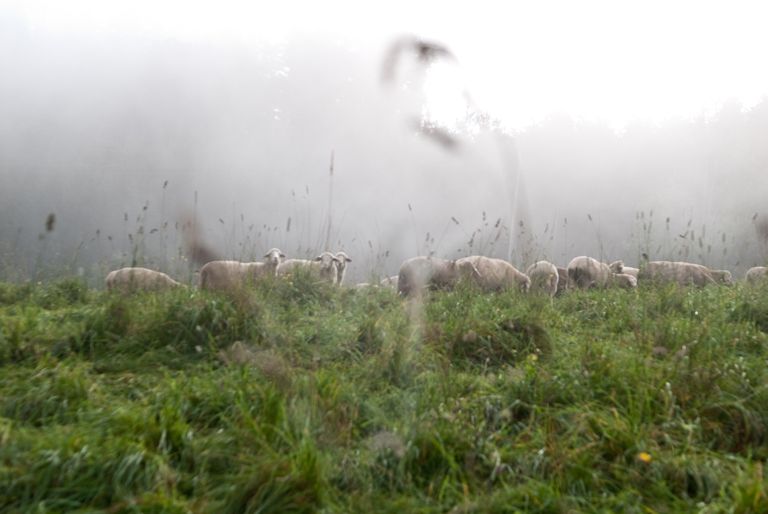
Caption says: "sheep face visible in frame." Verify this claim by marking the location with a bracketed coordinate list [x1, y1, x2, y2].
[335, 251, 352, 285]
[313, 252, 340, 283]
[314, 252, 338, 269]
[263, 248, 286, 266]
[609, 260, 624, 274]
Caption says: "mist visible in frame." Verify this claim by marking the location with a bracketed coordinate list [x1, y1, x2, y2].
[2, 6, 768, 285]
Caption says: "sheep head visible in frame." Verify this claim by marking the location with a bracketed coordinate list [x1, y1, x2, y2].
[314, 252, 340, 283]
[609, 260, 624, 274]
[263, 248, 286, 266]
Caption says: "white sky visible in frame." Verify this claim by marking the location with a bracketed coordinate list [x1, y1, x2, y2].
[7, 0, 768, 131]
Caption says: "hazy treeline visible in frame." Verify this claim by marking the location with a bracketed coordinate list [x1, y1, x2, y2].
[1, 19, 767, 284]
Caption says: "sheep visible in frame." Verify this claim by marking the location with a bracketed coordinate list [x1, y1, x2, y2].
[397, 256, 471, 297]
[637, 260, 716, 287]
[567, 256, 617, 290]
[708, 269, 733, 285]
[745, 266, 768, 285]
[106, 267, 182, 293]
[334, 251, 352, 285]
[525, 260, 559, 297]
[608, 263, 640, 286]
[456, 256, 530, 293]
[354, 275, 398, 291]
[200, 248, 285, 291]
[277, 251, 339, 284]
[380, 275, 399, 289]
[354, 274, 398, 291]
[612, 273, 638, 289]
[623, 266, 639, 278]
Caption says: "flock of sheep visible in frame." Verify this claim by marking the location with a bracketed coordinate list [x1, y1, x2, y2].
[105, 249, 350, 293]
[104, 249, 768, 297]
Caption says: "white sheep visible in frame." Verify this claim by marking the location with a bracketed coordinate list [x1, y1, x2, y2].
[200, 248, 285, 291]
[456, 256, 530, 293]
[354, 274, 398, 291]
[638, 260, 717, 287]
[708, 269, 733, 285]
[380, 275, 399, 289]
[745, 266, 768, 285]
[607, 262, 639, 287]
[616, 265, 639, 278]
[612, 273, 638, 289]
[525, 260, 559, 297]
[334, 251, 352, 285]
[277, 251, 339, 284]
[397, 256, 469, 297]
[567, 256, 620, 290]
[106, 267, 182, 293]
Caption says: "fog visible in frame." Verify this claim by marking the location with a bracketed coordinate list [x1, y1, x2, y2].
[2, 4, 768, 285]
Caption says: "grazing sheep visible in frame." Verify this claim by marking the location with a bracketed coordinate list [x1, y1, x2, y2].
[277, 251, 339, 284]
[334, 251, 352, 285]
[567, 256, 616, 290]
[556, 267, 568, 296]
[355, 275, 399, 291]
[526, 261, 559, 297]
[200, 248, 285, 291]
[620, 266, 639, 278]
[457, 256, 530, 293]
[106, 267, 182, 293]
[637, 260, 716, 287]
[397, 256, 471, 297]
[612, 273, 638, 289]
[745, 266, 768, 285]
[380, 275, 399, 289]
[708, 269, 733, 285]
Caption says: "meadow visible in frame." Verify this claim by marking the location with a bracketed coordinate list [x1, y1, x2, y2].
[2, 275, 768, 513]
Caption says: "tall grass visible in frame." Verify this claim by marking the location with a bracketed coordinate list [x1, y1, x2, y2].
[2, 172, 764, 289]
[2, 278, 768, 511]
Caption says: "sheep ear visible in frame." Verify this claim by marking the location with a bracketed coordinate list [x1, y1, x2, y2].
[313, 256, 322, 262]
[280, 253, 286, 258]
[344, 257, 352, 262]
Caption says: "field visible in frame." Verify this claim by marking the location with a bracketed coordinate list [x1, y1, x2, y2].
[2, 276, 768, 513]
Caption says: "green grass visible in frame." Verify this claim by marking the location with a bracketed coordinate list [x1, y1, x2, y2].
[2, 277, 768, 512]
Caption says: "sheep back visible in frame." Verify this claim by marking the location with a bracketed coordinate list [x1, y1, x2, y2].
[106, 267, 181, 293]
[526, 260, 559, 297]
[746, 266, 768, 285]
[457, 256, 530, 293]
[567, 256, 613, 290]
[397, 256, 459, 297]
[638, 261, 716, 287]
